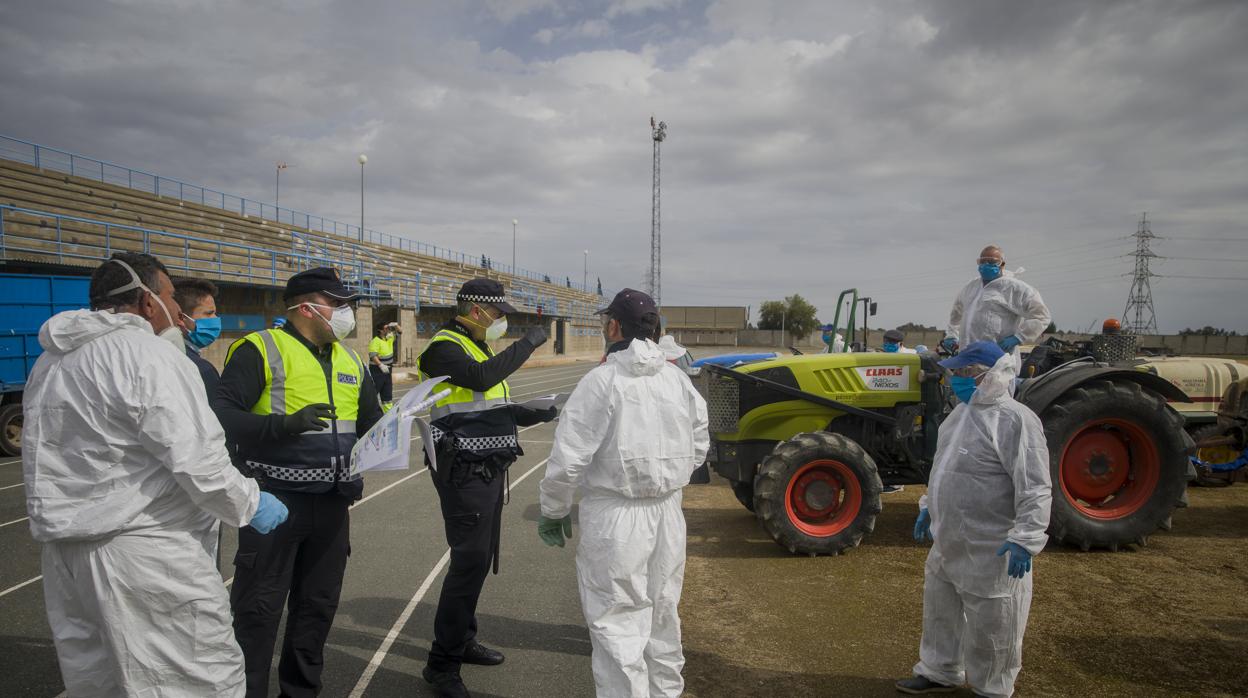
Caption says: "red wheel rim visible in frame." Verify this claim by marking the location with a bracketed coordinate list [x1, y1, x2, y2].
[1059, 418, 1160, 520]
[784, 459, 862, 536]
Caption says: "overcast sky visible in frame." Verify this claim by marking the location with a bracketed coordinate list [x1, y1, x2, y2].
[1, 0, 1245, 332]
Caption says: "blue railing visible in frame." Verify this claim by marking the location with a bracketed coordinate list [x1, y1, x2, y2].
[0, 134, 599, 292]
[0, 205, 430, 309]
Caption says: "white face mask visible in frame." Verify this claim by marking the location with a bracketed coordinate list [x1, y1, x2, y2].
[105, 258, 183, 351]
[289, 302, 356, 341]
[470, 304, 507, 340]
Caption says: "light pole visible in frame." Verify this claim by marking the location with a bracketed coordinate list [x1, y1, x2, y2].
[512, 219, 518, 275]
[358, 154, 367, 242]
[275, 162, 288, 208]
[583, 250, 588, 291]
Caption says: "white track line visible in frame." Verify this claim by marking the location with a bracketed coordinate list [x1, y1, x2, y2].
[348, 456, 552, 698]
[0, 482, 24, 491]
[1, 516, 28, 529]
[0, 574, 41, 599]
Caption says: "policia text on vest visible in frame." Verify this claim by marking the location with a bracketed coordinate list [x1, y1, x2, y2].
[214, 321, 383, 696]
[418, 316, 554, 681]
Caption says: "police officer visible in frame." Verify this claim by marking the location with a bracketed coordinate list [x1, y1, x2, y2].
[213, 267, 383, 698]
[369, 320, 400, 411]
[419, 279, 554, 698]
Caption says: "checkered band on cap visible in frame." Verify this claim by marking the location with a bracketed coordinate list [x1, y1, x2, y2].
[458, 293, 508, 303]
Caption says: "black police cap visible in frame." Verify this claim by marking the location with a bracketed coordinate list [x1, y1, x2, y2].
[284, 267, 359, 301]
[457, 278, 518, 314]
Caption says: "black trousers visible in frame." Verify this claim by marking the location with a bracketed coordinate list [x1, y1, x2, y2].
[231, 491, 351, 698]
[427, 470, 506, 672]
[370, 365, 394, 403]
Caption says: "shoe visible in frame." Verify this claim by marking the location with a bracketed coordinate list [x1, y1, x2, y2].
[895, 675, 956, 694]
[462, 640, 505, 666]
[422, 666, 471, 698]
[882, 485, 905, 494]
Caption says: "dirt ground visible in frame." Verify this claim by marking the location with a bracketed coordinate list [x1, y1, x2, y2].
[678, 477, 1248, 698]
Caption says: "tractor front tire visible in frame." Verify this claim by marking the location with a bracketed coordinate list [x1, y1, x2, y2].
[1042, 380, 1192, 551]
[754, 432, 882, 555]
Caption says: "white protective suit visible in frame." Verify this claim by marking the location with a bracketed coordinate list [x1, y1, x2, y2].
[540, 339, 709, 698]
[23, 309, 260, 698]
[947, 271, 1051, 350]
[914, 353, 1053, 698]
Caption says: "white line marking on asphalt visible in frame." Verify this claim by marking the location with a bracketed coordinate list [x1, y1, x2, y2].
[348, 456, 552, 698]
[0, 574, 41, 599]
[0, 482, 24, 491]
[1, 516, 29, 529]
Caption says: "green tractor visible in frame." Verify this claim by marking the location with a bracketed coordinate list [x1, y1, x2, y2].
[697, 290, 1196, 555]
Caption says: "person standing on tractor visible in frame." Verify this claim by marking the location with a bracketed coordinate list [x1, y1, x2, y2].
[942, 246, 1051, 356]
[883, 329, 918, 354]
[898, 340, 1052, 698]
[369, 321, 400, 411]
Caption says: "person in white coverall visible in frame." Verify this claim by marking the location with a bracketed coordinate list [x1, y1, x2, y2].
[538, 288, 709, 698]
[23, 253, 288, 698]
[897, 341, 1052, 698]
[943, 245, 1051, 356]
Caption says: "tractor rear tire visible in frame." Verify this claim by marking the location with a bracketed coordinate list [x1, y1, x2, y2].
[0, 403, 21, 457]
[1042, 380, 1192, 551]
[730, 480, 756, 512]
[754, 432, 882, 555]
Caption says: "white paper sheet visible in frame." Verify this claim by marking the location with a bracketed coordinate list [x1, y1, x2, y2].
[349, 377, 449, 476]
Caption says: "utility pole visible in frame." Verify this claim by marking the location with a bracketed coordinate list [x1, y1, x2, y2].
[276, 162, 288, 208]
[358, 154, 368, 242]
[512, 219, 518, 275]
[649, 116, 667, 308]
[583, 249, 589, 291]
[1122, 212, 1159, 334]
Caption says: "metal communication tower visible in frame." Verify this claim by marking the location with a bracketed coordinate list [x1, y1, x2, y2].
[649, 116, 667, 307]
[1122, 212, 1159, 334]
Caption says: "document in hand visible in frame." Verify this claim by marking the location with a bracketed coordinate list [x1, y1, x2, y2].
[349, 376, 450, 476]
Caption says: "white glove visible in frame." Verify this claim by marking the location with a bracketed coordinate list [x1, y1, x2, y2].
[378, 364, 390, 374]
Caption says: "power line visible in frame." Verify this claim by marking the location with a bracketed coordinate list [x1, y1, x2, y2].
[1159, 274, 1248, 281]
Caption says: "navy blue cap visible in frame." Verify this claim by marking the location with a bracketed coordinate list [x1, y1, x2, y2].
[596, 288, 658, 327]
[939, 340, 1005, 370]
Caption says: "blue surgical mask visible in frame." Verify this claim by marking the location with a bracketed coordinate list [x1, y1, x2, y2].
[187, 316, 222, 349]
[951, 375, 978, 404]
[883, 342, 899, 353]
[978, 262, 1002, 282]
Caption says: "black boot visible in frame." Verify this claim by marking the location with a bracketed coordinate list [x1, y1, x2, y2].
[422, 666, 470, 698]
[462, 640, 505, 666]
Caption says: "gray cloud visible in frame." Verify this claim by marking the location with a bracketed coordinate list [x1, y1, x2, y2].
[0, 0, 1244, 332]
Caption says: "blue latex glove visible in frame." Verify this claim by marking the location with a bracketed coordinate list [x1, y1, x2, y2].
[913, 509, 932, 542]
[538, 515, 573, 548]
[998, 335, 1022, 352]
[940, 337, 958, 353]
[996, 541, 1032, 578]
[249, 492, 289, 534]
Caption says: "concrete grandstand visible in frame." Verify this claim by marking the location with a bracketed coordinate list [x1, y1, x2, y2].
[0, 136, 607, 368]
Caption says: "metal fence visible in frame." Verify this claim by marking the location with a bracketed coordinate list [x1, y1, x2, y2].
[0, 134, 600, 291]
[0, 205, 427, 309]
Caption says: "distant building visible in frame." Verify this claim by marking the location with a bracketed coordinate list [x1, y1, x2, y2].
[662, 306, 748, 345]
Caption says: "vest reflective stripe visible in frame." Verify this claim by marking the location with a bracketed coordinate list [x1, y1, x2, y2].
[259, 330, 288, 413]
[419, 329, 510, 421]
